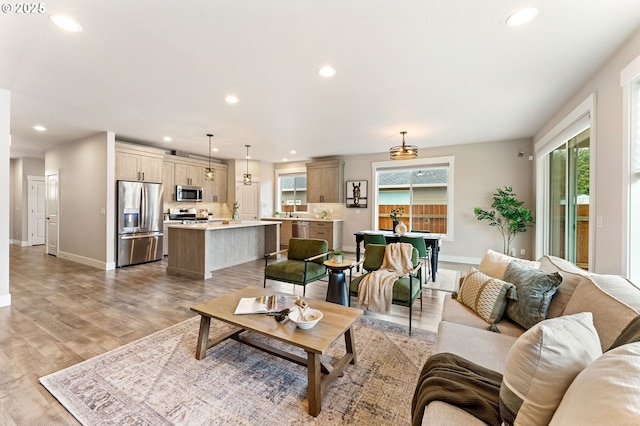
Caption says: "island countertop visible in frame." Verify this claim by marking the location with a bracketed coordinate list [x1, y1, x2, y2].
[167, 220, 278, 231]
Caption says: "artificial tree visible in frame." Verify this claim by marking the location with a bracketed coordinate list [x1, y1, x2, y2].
[474, 186, 535, 255]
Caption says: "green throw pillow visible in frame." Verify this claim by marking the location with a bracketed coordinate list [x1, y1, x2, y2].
[456, 268, 517, 325]
[503, 261, 563, 329]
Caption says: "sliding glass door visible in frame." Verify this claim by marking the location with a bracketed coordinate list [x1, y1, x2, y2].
[548, 128, 590, 268]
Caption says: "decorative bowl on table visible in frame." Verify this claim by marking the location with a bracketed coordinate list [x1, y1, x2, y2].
[288, 308, 323, 329]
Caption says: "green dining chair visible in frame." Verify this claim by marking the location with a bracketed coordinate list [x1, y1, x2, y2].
[400, 235, 431, 283]
[363, 233, 387, 249]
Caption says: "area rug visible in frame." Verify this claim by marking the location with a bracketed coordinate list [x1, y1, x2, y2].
[40, 315, 436, 425]
[423, 267, 460, 293]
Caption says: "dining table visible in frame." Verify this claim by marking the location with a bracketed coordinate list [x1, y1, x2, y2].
[353, 230, 441, 281]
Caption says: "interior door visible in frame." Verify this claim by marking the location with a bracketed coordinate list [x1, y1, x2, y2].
[46, 172, 59, 256]
[239, 182, 259, 220]
[27, 176, 46, 245]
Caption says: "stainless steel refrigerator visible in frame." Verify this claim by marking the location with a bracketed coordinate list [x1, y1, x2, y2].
[117, 180, 164, 267]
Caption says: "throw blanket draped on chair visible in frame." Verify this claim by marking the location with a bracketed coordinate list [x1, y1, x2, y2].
[357, 242, 414, 313]
[411, 352, 502, 426]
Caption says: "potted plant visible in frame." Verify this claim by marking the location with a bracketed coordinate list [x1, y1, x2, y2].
[332, 250, 344, 263]
[474, 186, 535, 255]
[389, 207, 405, 230]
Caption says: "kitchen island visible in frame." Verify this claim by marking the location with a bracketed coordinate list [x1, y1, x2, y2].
[167, 220, 280, 279]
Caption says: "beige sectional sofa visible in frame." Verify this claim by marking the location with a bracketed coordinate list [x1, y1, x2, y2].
[418, 251, 640, 425]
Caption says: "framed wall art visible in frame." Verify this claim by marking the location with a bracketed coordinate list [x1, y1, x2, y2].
[346, 180, 368, 208]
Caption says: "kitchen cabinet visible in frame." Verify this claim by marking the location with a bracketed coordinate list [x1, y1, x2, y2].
[163, 161, 175, 203]
[306, 160, 344, 203]
[116, 142, 164, 183]
[164, 155, 228, 202]
[203, 165, 228, 202]
[174, 163, 203, 187]
[310, 220, 343, 250]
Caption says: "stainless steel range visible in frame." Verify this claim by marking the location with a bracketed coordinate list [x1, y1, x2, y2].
[169, 208, 210, 224]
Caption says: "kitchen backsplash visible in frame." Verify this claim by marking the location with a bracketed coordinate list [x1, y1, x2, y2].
[164, 201, 232, 218]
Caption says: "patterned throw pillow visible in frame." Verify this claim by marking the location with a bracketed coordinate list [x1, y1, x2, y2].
[503, 261, 563, 329]
[500, 312, 602, 426]
[456, 268, 517, 325]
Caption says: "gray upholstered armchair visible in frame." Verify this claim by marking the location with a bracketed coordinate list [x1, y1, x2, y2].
[264, 238, 331, 296]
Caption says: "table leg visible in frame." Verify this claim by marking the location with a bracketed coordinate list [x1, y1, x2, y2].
[355, 238, 362, 272]
[344, 326, 357, 364]
[195, 315, 211, 360]
[307, 352, 322, 416]
[326, 269, 349, 306]
[431, 245, 439, 282]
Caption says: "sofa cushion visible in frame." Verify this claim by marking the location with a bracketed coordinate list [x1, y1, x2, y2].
[503, 261, 563, 329]
[549, 342, 640, 426]
[537, 255, 589, 318]
[434, 321, 518, 374]
[441, 297, 526, 337]
[608, 315, 640, 351]
[478, 249, 540, 280]
[456, 269, 517, 326]
[421, 401, 490, 426]
[499, 312, 602, 426]
[562, 274, 640, 351]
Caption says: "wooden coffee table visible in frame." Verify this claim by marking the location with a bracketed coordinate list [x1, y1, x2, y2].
[190, 287, 363, 416]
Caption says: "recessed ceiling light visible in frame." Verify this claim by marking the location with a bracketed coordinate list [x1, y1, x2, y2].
[506, 8, 538, 27]
[318, 66, 336, 78]
[289, 150, 296, 155]
[33, 125, 46, 131]
[211, 148, 219, 152]
[225, 95, 239, 104]
[49, 14, 83, 32]
[282, 158, 288, 162]
[163, 136, 173, 142]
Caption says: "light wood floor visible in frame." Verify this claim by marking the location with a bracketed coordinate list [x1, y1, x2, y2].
[1, 245, 470, 425]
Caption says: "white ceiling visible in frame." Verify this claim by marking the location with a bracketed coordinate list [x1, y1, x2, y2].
[3, 1, 640, 163]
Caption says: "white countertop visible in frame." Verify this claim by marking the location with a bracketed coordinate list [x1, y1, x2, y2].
[167, 220, 279, 230]
[261, 217, 343, 222]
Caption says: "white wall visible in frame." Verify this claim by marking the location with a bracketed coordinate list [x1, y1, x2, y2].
[534, 26, 640, 274]
[45, 132, 111, 269]
[0, 89, 11, 307]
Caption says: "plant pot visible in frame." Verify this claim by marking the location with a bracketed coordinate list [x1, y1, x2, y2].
[333, 254, 343, 263]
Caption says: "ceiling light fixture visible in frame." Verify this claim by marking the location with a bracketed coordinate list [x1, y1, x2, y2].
[243, 145, 252, 185]
[204, 133, 215, 181]
[225, 95, 239, 104]
[49, 14, 83, 32]
[318, 66, 336, 78]
[506, 7, 538, 27]
[163, 136, 172, 142]
[33, 125, 47, 131]
[390, 131, 418, 160]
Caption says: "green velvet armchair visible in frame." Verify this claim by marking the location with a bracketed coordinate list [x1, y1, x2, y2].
[264, 238, 331, 296]
[350, 243, 422, 334]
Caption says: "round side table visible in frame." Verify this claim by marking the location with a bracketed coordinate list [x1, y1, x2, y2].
[323, 259, 354, 306]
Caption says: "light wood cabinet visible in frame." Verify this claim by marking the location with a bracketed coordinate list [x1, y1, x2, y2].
[115, 142, 164, 183]
[309, 220, 343, 250]
[164, 155, 228, 202]
[203, 165, 228, 202]
[306, 160, 344, 203]
[174, 163, 203, 187]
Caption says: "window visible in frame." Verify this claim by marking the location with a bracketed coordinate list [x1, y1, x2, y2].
[625, 74, 640, 282]
[276, 172, 307, 214]
[372, 157, 453, 238]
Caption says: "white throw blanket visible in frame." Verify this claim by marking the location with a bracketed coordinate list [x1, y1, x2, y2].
[357, 242, 415, 313]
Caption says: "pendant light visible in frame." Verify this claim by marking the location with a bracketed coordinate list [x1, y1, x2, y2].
[243, 144, 252, 185]
[204, 133, 215, 181]
[390, 131, 418, 160]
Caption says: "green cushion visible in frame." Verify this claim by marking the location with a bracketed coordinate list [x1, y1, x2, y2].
[287, 238, 328, 264]
[265, 261, 326, 283]
[503, 261, 563, 329]
[351, 243, 420, 304]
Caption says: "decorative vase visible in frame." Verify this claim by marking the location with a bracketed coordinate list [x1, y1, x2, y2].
[392, 220, 399, 231]
[233, 210, 239, 220]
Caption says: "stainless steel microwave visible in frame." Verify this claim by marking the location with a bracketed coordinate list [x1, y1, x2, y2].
[176, 185, 203, 202]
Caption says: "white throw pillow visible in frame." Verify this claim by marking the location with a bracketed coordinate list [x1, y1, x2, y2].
[549, 341, 640, 425]
[478, 249, 541, 280]
[499, 312, 602, 426]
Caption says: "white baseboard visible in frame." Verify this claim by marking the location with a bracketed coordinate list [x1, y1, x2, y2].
[10, 239, 29, 247]
[438, 254, 481, 266]
[0, 292, 11, 307]
[58, 251, 110, 270]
